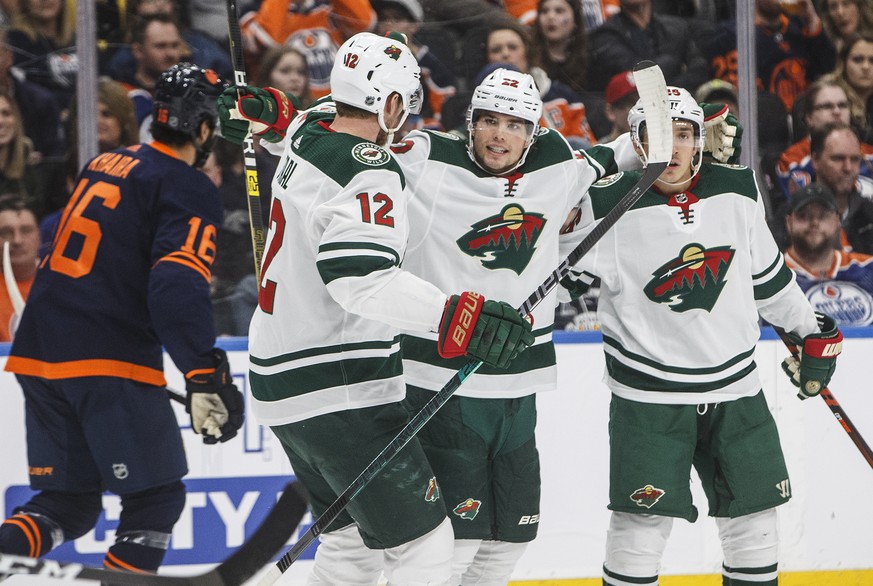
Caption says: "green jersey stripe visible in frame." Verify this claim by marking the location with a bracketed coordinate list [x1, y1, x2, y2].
[251, 336, 402, 368]
[251, 351, 403, 400]
[606, 354, 758, 393]
[318, 241, 401, 264]
[317, 255, 396, 284]
[401, 334, 556, 374]
[602, 336, 756, 375]
[754, 262, 793, 300]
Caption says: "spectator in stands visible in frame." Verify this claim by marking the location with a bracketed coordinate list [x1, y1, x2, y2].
[589, 0, 709, 92]
[783, 182, 873, 326]
[372, 0, 456, 129]
[7, 0, 77, 109]
[0, 26, 65, 187]
[532, 0, 591, 95]
[0, 193, 38, 341]
[820, 0, 873, 51]
[483, 21, 599, 146]
[112, 14, 185, 140]
[600, 70, 638, 143]
[777, 78, 873, 200]
[831, 33, 873, 143]
[809, 122, 873, 253]
[700, 0, 835, 114]
[108, 0, 233, 83]
[40, 78, 139, 252]
[580, 0, 620, 31]
[252, 45, 313, 211]
[202, 141, 256, 337]
[188, 0, 231, 44]
[240, 0, 375, 98]
[0, 92, 39, 214]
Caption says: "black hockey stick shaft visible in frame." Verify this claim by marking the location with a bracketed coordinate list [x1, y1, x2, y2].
[226, 0, 266, 278]
[257, 60, 672, 586]
[773, 327, 873, 469]
[0, 482, 309, 586]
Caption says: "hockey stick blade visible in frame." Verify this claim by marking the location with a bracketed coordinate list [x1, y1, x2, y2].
[256, 63, 672, 586]
[0, 482, 308, 586]
[225, 0, 266, 278]
[773, 327, 873, 470]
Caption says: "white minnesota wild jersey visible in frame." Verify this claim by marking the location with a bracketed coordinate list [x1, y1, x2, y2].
[248, 110, 447, 426]
[394, 127, 639, 398]
[573, 163, 819, 404]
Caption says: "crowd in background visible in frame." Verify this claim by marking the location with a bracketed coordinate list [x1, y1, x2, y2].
[0, 0, 871, 339]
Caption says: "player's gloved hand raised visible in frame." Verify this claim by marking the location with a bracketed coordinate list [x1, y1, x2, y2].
[700, 102, 743, 164]
[781, 313, 843, 400]
[437, 292, 534, 369]
[216, 85, 296, 144]
[185, 348, 245, 443]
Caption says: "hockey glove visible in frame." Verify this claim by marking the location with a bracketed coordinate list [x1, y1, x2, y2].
[781, 313, 843, 400]
[216, 85, 297, 144]
[700, 102, 743, 164]
[437, 292, 535, 369]
[185, 348, 245, 444]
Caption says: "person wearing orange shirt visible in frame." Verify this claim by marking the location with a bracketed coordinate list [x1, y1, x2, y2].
[0, 194, 38, 342]
[240, 0, 376, 98]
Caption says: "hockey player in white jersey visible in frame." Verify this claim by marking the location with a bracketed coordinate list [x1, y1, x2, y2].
[562, 87, 843, 586]
[217, 32, 534, 586]
[219, 51, 745, 582]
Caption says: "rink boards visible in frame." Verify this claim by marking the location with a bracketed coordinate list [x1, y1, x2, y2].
[1, 328, 872, 584]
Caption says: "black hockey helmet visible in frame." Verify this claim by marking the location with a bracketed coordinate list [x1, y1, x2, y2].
[152, 62, 228, 140]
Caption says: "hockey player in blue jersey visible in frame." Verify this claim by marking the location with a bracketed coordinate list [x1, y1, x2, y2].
[0, 63, 244, 574]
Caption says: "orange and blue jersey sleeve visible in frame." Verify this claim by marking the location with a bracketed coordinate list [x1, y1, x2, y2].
[147, 160, 223, 378]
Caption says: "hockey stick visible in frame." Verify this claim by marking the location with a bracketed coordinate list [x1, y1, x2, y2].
[0, 482, 309, 586]
[225, 0, 266, 278]
[773, 326, 873, 469]
[256, 60, 673, 586]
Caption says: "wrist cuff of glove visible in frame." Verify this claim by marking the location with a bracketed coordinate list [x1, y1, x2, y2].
[251, 87, 294, 139]
[438, 292, 484, 359]
[803, 330, 843, 359]
[703, 103, 729, 122]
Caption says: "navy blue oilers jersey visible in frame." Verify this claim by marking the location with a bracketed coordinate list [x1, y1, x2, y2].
[6, 142, 222, 386]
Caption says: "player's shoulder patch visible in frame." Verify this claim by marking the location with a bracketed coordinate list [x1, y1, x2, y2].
[593, 172, 624, 187]
[352, 142, 391, 166]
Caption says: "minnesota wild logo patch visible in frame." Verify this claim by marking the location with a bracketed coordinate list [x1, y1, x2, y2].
[630, 484, 665, 509]
[352, 142, 390, 166]
[456, 204, 545, 275]
[453, 498, 482, 520]
[643, 243, 735, 312]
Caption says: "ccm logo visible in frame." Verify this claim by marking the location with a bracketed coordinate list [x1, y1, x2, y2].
[518, 514, 539, 525]
[452, 292, 482, 346]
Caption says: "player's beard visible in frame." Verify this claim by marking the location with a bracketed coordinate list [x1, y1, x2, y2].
[375, 128, 389, 146]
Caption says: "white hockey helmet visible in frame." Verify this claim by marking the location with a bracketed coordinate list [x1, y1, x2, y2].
[466, 68, 543, 174]
[628, 86, 705, 172]
[330, 32, 422, 139]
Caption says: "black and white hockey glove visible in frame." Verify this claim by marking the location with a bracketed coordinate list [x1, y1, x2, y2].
[185, 348, 244, 444]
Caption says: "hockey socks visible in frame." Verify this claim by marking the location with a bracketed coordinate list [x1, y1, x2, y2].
[0, 512, 63, 558]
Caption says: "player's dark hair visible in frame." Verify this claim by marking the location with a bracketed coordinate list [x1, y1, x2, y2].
[0, 192, 36, 216]
[335, 101, 374, 119]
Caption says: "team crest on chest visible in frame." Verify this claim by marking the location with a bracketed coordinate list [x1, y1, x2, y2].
[644, 243, 735, 312]
[352, 142, 390, 166]
[456, 203, 546, 275]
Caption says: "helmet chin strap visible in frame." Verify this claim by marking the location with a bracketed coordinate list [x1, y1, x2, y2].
[192, 131, 217, 169]
[377, 108, 409, 147]
[655, 150, 703, 188]
[467, 129, 535, 176]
